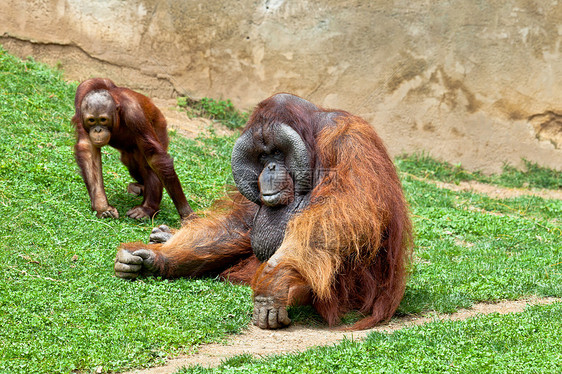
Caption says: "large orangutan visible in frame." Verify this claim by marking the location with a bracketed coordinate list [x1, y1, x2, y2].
[114, 93, 412, 330]
[72, 78, 193, 220]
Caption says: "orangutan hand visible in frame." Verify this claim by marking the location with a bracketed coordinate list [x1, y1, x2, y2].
[252, 294, 291, 329]
[149, 225, 173, 244]
[114, 248, 157, 279]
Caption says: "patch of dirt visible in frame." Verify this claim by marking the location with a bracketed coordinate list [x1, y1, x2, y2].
[122, 297, 560, 373]
[152, 98, 236, 139]
[410, 176, 562, 200]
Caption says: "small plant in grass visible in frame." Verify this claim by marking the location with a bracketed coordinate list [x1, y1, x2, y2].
[219, 353, 255, 368]
[177, 96, 249, 129]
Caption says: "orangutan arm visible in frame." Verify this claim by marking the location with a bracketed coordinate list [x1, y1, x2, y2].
[114, 194, 258, 279]
[250, 244, 313, 329]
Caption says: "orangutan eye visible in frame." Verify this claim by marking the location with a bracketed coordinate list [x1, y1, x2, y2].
[87, 118, 95, 124]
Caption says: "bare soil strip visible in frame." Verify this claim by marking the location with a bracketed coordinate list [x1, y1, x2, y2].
[123, 297, 560, 374]
[427, 178, 562, 200]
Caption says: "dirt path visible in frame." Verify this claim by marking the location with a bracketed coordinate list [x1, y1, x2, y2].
[123, 297, 559, 373]
[408, 175, 562, 200]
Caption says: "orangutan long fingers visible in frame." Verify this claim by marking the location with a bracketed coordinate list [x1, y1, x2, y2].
[114, 262, 142, 274]
[253, 295, 291, 329]
[252, 304, 259, 326]
[268, 308, 279, 328]
[277, 307, 291, 325]
[114, 270, 140, 279]
[257, 306, 290, 329]
[126, 206, 151, 220]
[132, 249, 157, 273]
[115, 249, 144, 265]
[114, 249, 143, 279]
[149, 225, 173, 243]
[258, 306, 269, 328]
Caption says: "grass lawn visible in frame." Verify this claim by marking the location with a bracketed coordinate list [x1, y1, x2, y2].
[0, 46, 561, 373]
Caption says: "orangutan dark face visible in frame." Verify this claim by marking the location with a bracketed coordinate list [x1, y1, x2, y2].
[231, 121, 313, 261]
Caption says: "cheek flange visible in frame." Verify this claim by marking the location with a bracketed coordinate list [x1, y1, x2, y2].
[231, 130, 262, 203]
[231, 123, 311, 204]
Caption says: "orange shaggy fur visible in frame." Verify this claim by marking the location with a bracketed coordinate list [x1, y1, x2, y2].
[280, 113, 411, 328]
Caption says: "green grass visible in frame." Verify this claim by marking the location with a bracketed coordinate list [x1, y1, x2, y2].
[400, 176, 561, 314]
[0, 46, 561, 373]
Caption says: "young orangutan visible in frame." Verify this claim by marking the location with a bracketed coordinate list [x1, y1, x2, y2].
[72, 78, 193, 220]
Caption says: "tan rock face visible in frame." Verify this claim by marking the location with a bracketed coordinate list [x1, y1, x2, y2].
[1, 0, 561, 173]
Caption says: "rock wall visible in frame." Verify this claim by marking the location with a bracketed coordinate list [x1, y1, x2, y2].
[2, 0, 561, 173]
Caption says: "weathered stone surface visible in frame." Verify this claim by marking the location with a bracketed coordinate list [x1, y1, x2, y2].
[1, 0, 561, 172]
